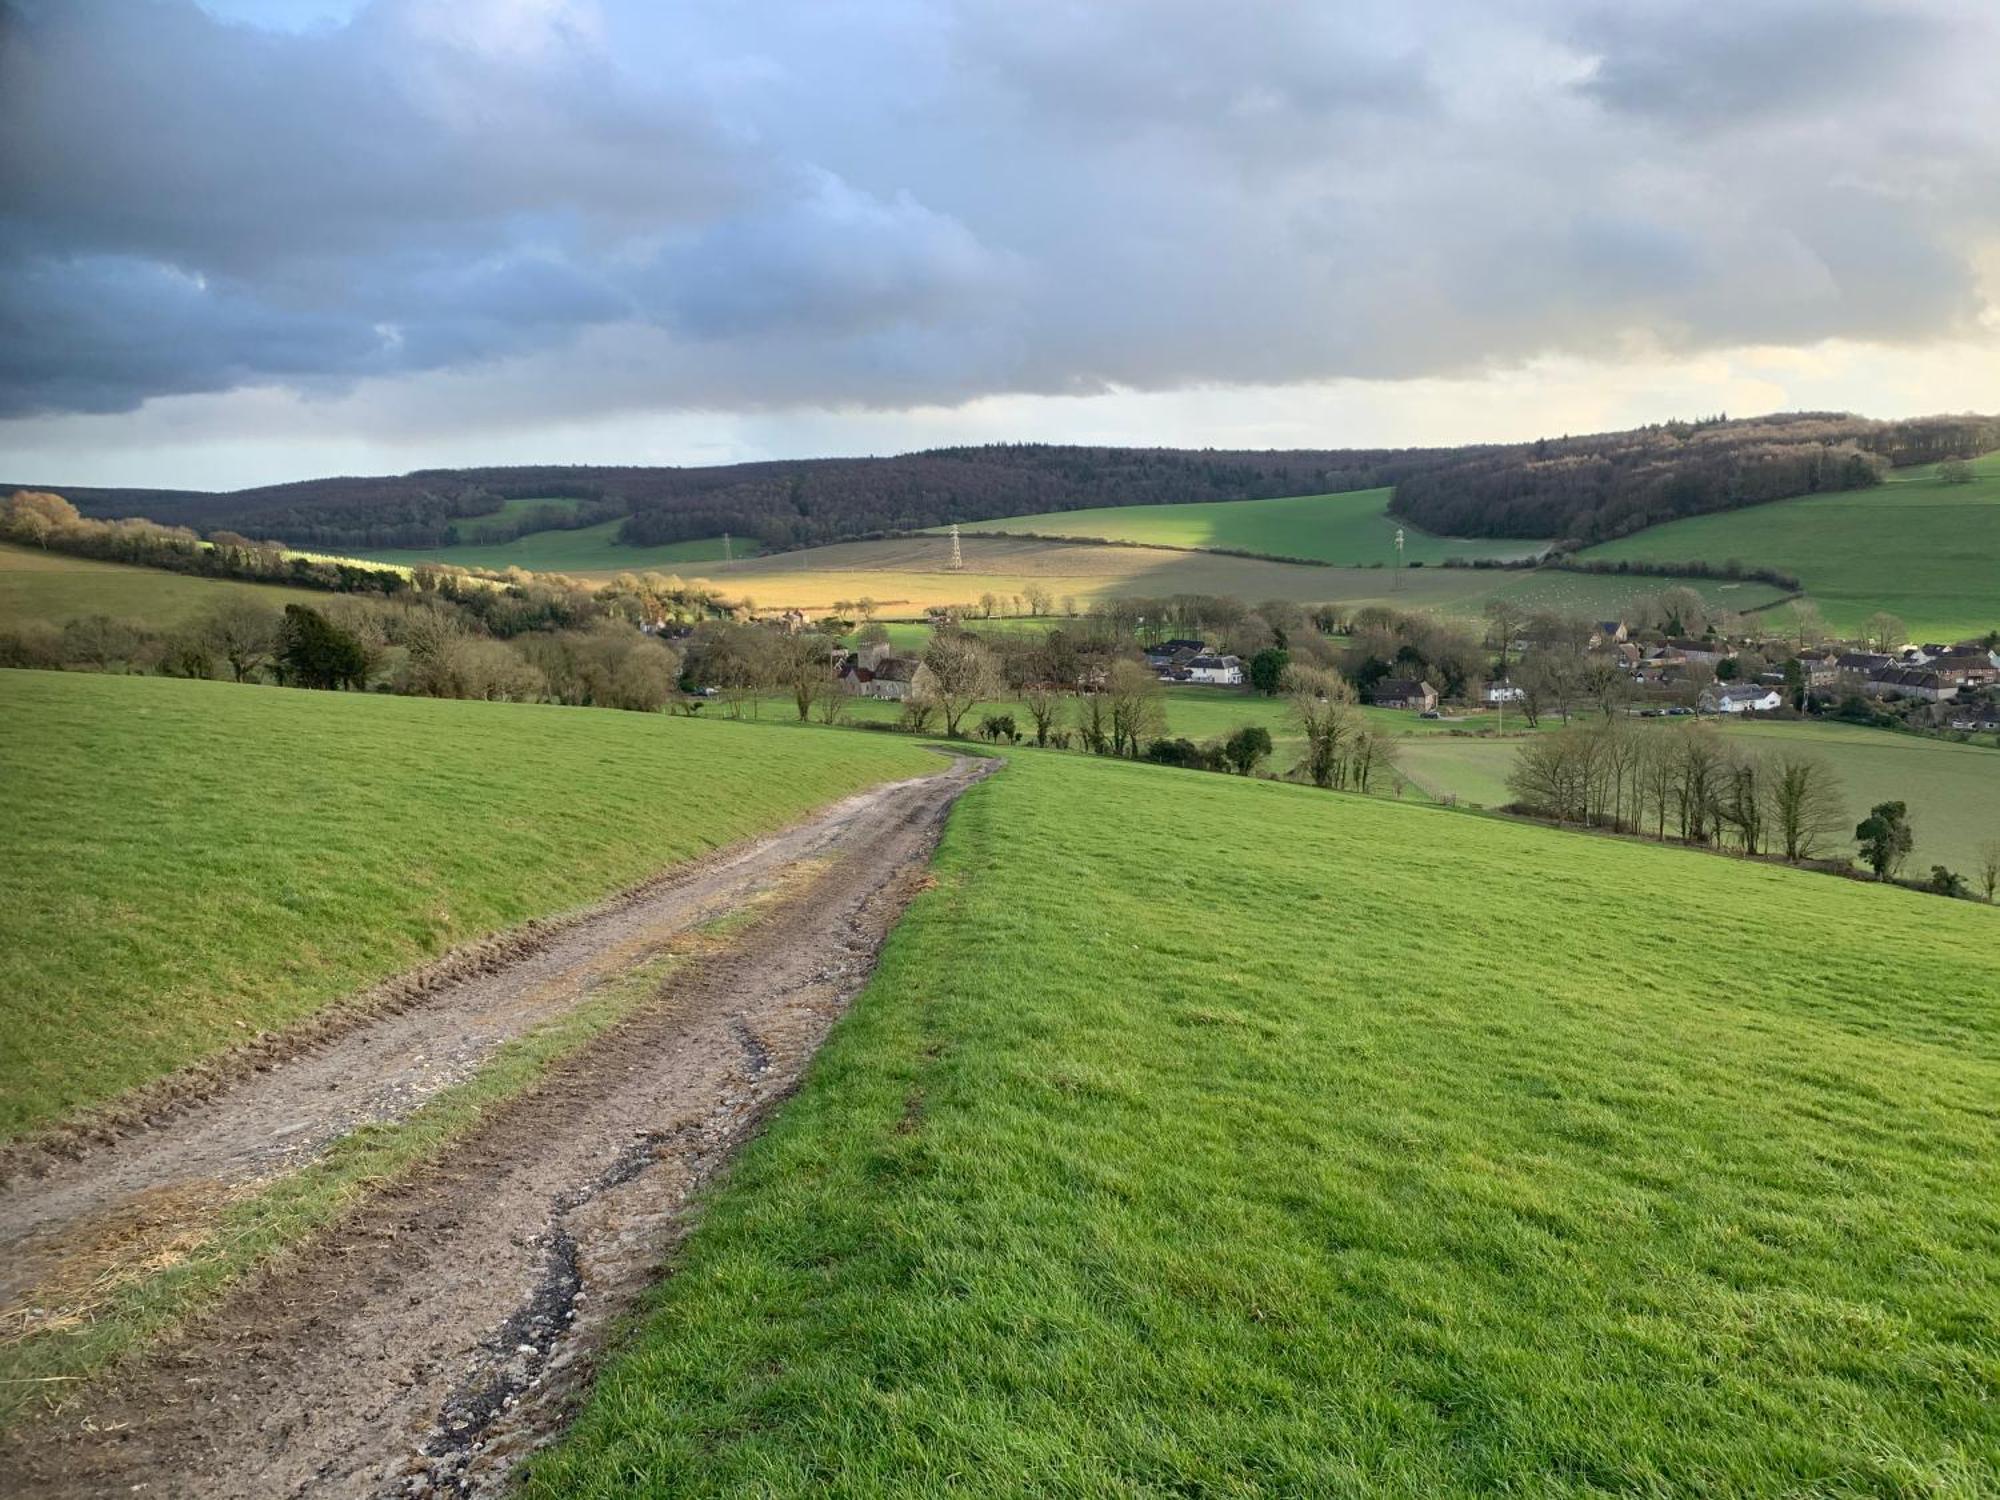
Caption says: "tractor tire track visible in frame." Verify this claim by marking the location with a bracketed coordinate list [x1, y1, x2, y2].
[0, 753, 990, 1498]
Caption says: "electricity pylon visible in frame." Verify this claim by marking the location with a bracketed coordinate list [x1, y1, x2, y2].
[947, 523, 965, 571]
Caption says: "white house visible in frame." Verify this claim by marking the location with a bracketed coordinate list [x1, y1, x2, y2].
[1699, 684, 1782, 714]
[1184, 653, 1244, 686]
[1482, 681, 1525, 704]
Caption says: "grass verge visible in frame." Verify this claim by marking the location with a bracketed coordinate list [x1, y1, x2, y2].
[0, 893, 785, 1428]
[0, 670, 938, 1140]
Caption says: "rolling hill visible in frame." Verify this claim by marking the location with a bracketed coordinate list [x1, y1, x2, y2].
[0, 542, 324, 629]
[1580, 453, 2000, 639]
[346, 518, 756, 575]
[0, 670, 940, 1140]
[524, 748, 2000, 1496]
[953, 486, 1543, 565]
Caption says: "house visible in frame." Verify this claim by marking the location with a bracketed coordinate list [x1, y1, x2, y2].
[1926, 650, 2000, 689]
[1184, 654, 1244, 686]
[1591, 620, 1629, 646]
[1371, 678, 1438, 712]
[860, 655, 920, 701]
[1664, 638, 1726, 666]
[1483, 681, 1525, 704]
[1863, 667, 1957, 702]
[1145, 638, 1205, 660]
[1698, 683, 1782, 714]
[1835, 651, 1895, 678]
[1795, 650, 1841, 689]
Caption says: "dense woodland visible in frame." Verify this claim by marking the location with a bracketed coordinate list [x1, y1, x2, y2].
[13, 411, 1996, 557]
[1390, 412, 2000, 545]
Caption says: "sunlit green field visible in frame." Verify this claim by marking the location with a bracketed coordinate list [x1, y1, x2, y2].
[1396, 716, 2000, 874]
[0, 542, 321, 628]
[1581, 453, 2000, 639]
[527, 750, 2000, 1497]
[952, 487, 1544, 566]
[0, 671, 939, 1140]
[348, 517, 756, 575]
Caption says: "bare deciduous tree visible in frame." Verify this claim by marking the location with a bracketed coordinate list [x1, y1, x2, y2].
[921, 632, 998, 737]
[1766, 753, 1846, 862]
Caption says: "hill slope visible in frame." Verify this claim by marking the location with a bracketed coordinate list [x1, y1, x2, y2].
[1579, 453, 2000, 638]
[949, 486, 1544, 565]
[0, 542, 323, 629]
[1396, 718, 2000, 874]
[526, 750, 1998, 1495]
[27, 412, 1995, 557]
[345, 519, 754, 574]
[0, 671, 940, 1139]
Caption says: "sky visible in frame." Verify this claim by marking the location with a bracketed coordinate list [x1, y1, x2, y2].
[2, 0, 1996, 491]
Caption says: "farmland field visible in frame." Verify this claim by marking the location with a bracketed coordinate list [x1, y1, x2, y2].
[673, 534, 1788, 621]
[954, 486, 1544, 566]
[1395, 716, 2000, 874]
[348, 518, 756, 575]
[0, 542, 321, 628]
[1580, 452, 2000, 639]
[0, 671, 940, 1140]
[525, 749, 2000, 1496]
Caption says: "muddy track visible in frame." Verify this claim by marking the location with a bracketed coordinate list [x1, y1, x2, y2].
[0, 754, 991, 1499]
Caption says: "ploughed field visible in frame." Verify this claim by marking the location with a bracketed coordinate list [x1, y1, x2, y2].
[1580, 452, 2000, 639]
[525, 749, 2000, 1496]
[0, 670, 940, 1140]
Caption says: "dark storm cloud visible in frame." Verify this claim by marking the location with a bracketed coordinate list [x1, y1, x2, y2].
[1, 0, 1995, 422]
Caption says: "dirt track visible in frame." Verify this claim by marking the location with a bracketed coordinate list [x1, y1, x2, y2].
[0, 754, 989, 1498]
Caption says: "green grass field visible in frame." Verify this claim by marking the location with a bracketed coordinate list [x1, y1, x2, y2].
[1395, 716, 2000, 873]
[955, 487, 1544, 566]
[525, 750, 1999, 1497]
[348, 518, 756, 575]
[0, 671, 939, 1140]
[1581, 453, 2000, 639]
[0, 542, 322, 628]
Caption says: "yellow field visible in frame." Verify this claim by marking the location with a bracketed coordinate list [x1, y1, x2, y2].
[643, 535, 1789, 622]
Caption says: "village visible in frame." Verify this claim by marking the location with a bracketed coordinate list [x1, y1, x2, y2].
[791, 599, 2000, 740]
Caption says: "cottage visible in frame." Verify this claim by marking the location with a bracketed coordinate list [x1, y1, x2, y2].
[1835, 651, 1895, 678]
[1483, 681, 1525, 704]
[1371, 678, 1438, 712]
[1795, 650, 1841, 689]
[1591, 620, 1629, 646]
[1184, 654, 1244, 686]
[1664, 638, 1726, 666]
[1698, 683, 1782, 714]
[860, 655, 920, 701]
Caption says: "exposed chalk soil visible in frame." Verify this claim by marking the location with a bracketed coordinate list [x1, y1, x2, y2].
[0, 754, 990, 1499]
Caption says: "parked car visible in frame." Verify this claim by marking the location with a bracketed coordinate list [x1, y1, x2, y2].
[1419, 709, 1442, 720]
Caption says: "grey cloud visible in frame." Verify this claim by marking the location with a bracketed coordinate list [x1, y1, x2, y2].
[1574, 1, 1957, 128]
[1, 0, 1997, 427]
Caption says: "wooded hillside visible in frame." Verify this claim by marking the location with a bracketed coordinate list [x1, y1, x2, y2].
[15, 412, 1995, 554]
